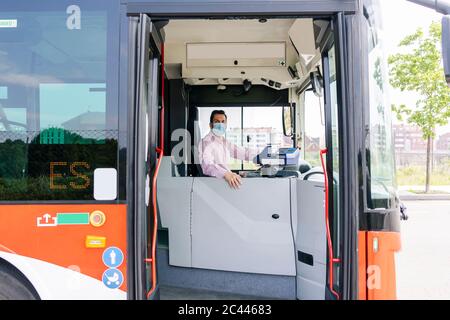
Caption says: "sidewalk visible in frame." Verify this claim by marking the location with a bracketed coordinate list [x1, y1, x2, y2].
[398, 185, 450, 201]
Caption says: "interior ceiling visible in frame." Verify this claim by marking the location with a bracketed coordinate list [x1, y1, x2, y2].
[164, 19, 296, 43]
[163, 18, 318, 87]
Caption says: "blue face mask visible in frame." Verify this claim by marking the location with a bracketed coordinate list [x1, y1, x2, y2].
[212, 123, 226, 136]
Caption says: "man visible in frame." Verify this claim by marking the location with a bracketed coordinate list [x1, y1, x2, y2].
[198, 110, 256, 189]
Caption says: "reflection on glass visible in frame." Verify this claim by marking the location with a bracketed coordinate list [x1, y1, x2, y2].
[304, 90, 326, 167]
[366, 11, 396, 209]
[0, 2, 118, 201]
[198, 106, 293, 171]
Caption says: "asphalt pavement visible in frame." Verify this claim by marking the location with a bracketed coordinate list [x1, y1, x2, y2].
[396, 200, 450, 300]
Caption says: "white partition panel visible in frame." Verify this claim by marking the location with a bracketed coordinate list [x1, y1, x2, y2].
[191, 177, 296, 276]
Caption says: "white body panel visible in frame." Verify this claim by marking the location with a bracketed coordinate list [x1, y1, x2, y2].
[0, 251, 126, 300]
[157, 158, 193, 267]
[191, 177, 296, 276]
[294, 179, 327, 300]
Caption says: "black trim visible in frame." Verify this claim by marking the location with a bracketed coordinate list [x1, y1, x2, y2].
[126, 15, 139, 301]
[335, 12, 357, 301]
[297, 251, 314, 266]
[123, 0, 358, 16]
[321, 35, 337, 300]
[133, 13, 152, 300]
[189, 85, 288, 107]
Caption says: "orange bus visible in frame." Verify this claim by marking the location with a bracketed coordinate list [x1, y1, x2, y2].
[0, 0, 447, 300]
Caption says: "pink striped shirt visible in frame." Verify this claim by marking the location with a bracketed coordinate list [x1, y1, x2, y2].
[198, 131, 256, 178]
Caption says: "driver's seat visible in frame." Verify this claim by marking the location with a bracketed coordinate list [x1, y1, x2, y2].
[187, 106, 206, 177]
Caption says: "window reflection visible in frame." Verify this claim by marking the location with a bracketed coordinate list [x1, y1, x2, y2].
[0, 1, 118, 201]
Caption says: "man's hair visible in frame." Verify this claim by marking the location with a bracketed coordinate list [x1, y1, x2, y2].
[210, 110, 227, 123]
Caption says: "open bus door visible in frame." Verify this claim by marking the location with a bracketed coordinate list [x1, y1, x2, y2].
[129, 13, 162, 300]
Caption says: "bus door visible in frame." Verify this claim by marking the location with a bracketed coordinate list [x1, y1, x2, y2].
[129, 13, 162, 300]
[294, 14, 351, 300]
[320, 13, 349, 300]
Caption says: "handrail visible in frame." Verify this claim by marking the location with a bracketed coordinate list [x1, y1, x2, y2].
[146, 42, 165, 299]
[320, 148, 340, 300]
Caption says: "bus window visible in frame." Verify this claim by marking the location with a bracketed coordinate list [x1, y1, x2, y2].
[326, 44, 342, 294]
[197, 106, 242, 170]
[0, 0, 119, 201]
[365, 7, 397, 209]
[197, 105, 292, 171]
[304, 89, 326, 167]
[242, 107, 293, 170]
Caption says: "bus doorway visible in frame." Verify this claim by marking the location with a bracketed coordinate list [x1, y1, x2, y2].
[130, 14, 346, 300]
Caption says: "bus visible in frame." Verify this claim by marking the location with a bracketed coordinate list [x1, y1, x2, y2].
[0, 0, 447, 300]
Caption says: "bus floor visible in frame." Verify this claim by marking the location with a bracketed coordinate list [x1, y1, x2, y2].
[159, 285, 273, 300]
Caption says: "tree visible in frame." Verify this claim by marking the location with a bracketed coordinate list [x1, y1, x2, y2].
[388, 21, 450, 193]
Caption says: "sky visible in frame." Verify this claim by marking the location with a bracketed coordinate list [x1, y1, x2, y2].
[380, 0, 449, 135]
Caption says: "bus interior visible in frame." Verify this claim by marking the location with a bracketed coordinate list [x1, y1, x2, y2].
[146, 17, 340, 300]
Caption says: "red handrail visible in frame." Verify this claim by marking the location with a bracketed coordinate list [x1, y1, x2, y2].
[320, 148, 340, 300]
[146, 42, 165, 299]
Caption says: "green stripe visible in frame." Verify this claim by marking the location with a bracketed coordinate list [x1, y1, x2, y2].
[57, 213, 89, 225]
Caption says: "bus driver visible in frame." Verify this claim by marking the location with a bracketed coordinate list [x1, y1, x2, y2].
[198, 110, 257, 189]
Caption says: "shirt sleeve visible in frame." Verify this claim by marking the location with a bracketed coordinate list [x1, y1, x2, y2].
[198, 139, 229, 179]
[228, 142, 259, 162]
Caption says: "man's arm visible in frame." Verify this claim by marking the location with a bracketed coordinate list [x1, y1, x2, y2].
[228, 142, 258, 161]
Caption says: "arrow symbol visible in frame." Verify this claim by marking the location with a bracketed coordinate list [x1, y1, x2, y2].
[43, 213, 51, 223]
[37, 213, 57, 227]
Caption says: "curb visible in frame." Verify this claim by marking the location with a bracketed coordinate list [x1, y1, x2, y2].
[399, 194, 450, 201]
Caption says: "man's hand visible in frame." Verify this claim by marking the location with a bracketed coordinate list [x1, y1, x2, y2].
[224, 171, 242, 189]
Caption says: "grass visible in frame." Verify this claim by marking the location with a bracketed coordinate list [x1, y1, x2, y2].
[407, 189, 450, 194]
[397, 165, 450, 186]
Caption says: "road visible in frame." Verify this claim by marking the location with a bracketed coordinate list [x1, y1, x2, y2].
[396, 200, 450, 300]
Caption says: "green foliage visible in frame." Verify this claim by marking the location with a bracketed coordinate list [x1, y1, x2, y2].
[388, 21, 450, 139]
[0, 135, 118, 200]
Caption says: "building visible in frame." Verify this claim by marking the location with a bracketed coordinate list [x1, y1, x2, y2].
[393, 123, 427, 152]
[436, 132, 450, 151]
[227, 127, 290, 150]
[393, 123, 450, 166]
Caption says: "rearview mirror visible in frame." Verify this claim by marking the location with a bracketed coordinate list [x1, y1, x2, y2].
[282, 104, 294, 137]
[442, 15, 450, 86]
[310, 68, 324, 97]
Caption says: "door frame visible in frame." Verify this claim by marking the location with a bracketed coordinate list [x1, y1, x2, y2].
[125, 4, 360, 300]
[127, 13, 163, 300]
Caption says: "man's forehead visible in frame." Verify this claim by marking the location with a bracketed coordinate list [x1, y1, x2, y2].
[212, 114, 227, 121]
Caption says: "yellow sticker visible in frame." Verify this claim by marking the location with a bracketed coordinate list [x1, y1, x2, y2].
[85, 235, 106, 248]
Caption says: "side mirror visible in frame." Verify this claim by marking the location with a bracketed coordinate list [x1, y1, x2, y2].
[282, 104, 294, 137]
[442, 15, 450, 86]
[310, 67, 324, 97]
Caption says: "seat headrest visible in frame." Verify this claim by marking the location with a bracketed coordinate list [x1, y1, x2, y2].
[298, 159, 312, 174]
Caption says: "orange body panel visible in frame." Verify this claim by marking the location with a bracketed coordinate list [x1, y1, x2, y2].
[358, 231, 367, 300]
[0, 204, 127, 291]
[359, 231, 401, 300]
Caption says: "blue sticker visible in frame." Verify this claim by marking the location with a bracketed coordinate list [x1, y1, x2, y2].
[102, 247, 124, 268]
[102, 268, 123, 289]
